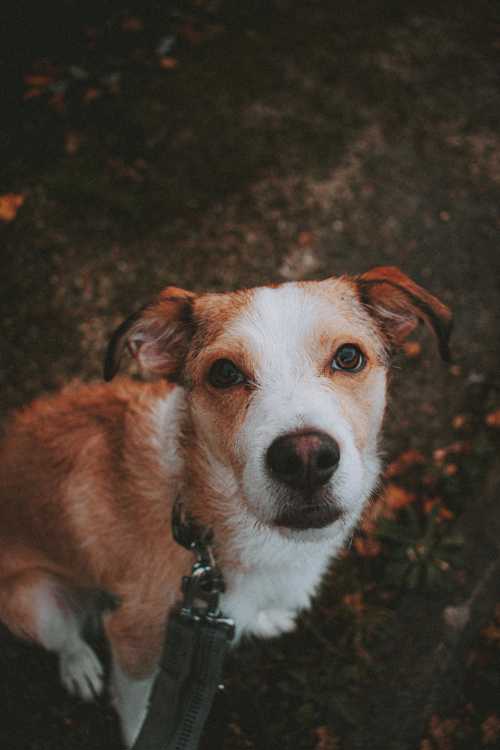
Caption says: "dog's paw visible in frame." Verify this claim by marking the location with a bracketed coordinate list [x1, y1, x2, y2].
[254, 608, 297, 638]
[59, 642, 104, 701]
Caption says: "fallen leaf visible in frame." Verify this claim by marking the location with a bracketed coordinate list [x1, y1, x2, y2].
[354, 536, 381, 557]
[342, 592, 364, 613]
[0, 193, 25, 222]
[383, 482, 416, 510]
[64, 131, 82, 155]
[298, 230, 314, 246]
[83, 87, 101, 103]
[429, 714, 460, 750]
[160, 57, 178, 69]
[385, 449, 425, 478]
[481, 623, 500, 642]
[403, 340, 422, 358]
[485, 409, 500, 428]
[482, 714, 500, 745]
[23, 88, 42, 100]
[314, 725, 339, 750]
[122, 16, 143, 32]
[24, 74, 52, 87]
[452, 414, 467, 429]
[423, 498, 454, 520]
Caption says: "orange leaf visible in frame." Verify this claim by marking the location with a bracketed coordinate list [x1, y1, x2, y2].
[383, 482, 416, 510]
[486, 409, 500, 428]
[24, 74, 52, 87]
[160, 56, 178, 69]
[452, 414, 467, 429]
[0, 193, 25, 222]
[298, 230, 314, 246]
[481, 623, 500, 642]
[342, 592, 364, 613]
[482, 714, 500, 745]
[122, 16, 143, 31]
[314, 725, 338, 750]
[402, 340, 422, 358]
[354, 536, 381, 557]
[64, 131, 82, 155]
[385, 449, 425, 478]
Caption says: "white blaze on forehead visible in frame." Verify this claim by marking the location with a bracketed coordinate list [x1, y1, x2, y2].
[229, 282, 344, 380]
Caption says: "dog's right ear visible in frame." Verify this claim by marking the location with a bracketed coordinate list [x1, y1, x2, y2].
[104, 287, 196, 382]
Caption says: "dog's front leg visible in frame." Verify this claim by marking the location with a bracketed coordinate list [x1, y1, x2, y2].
[105, 604, 164, 748]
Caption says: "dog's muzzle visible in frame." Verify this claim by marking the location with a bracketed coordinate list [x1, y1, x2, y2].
[266, 430, 342, 529]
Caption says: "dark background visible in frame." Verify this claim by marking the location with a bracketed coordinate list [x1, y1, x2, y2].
[1, 2, 499, 748]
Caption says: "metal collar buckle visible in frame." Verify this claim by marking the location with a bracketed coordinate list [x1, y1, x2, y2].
[172, 497, 235, 635]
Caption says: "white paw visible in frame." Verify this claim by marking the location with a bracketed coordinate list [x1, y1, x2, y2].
[59, 642, 104, 701]
[253, 608, 297, 638]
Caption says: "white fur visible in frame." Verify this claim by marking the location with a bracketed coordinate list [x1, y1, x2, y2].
[35, 582, 104, 701]
[110, 654, 156, 748]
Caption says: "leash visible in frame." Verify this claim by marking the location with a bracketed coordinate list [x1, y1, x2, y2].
[131, 498, 235, 750]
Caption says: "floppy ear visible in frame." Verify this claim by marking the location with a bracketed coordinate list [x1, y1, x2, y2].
[357, 266, 452, 361]
[104, 286, 196, 382]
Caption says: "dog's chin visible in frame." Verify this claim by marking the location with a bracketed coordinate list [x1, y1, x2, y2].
[273, 504, 342, 530]
[271, 486, 343, 531]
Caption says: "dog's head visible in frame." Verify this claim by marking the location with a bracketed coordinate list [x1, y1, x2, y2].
[105, 267, 451, 538]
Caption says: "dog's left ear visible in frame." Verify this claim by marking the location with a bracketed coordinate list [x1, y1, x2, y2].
[104, 287, 196, 381]
[357, 266, 452, 361]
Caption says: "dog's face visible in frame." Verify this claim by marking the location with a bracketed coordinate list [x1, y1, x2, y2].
[105, 267, 451, 538]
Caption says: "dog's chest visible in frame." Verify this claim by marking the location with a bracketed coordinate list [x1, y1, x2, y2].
[220, 535, 336, 640]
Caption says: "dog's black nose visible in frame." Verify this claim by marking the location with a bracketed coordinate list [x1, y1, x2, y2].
[266, 431, 340, 491]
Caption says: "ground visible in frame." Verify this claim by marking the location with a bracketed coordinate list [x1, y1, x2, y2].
[1, 1, 499, 749]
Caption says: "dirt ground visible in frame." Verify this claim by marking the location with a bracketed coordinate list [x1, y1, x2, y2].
[1, 1, 499, 749]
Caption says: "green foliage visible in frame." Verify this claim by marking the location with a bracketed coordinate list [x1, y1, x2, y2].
[377, 505, 464, 591]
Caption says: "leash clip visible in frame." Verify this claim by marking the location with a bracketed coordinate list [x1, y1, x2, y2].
[173, 497, 235, 636]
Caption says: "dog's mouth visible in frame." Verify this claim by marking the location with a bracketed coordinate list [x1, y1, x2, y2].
[273, 502, 342, 530]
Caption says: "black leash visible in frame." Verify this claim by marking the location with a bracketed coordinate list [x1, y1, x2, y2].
[132, 498, 235, 750]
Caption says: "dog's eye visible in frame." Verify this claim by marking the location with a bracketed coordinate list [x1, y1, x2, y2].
[208, 359, 246, 388]
[332, 344, 365, 372]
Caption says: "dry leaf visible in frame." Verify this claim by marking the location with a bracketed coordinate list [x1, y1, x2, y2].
[83, 87, 101, 103]
[24, 74, 52, 87]
[298, 230, 314, 246]
[122, 16, 144, 31]
[64, 131, 82, 155]
[314, 725, 338, 750]
[402, 340, 422, 358]
[383, 482, 416, 510]
[160, 57, 178, 69]
[452, 414, 467, 429]
[354, 536, 381, 557]
[429, 715, 460, 750]
[342, 592, 364, 613]
[0, 193, 25, 222]
[385, 449, 425, 478]
[481, 623, 500, 642]
[485, 409, 500, 428]
[482, 715, 500, 745]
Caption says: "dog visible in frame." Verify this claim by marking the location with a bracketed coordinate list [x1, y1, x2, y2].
[0, 266, 451, 747]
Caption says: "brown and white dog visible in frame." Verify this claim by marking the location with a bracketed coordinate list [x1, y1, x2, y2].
[0, 267, 451, 746]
